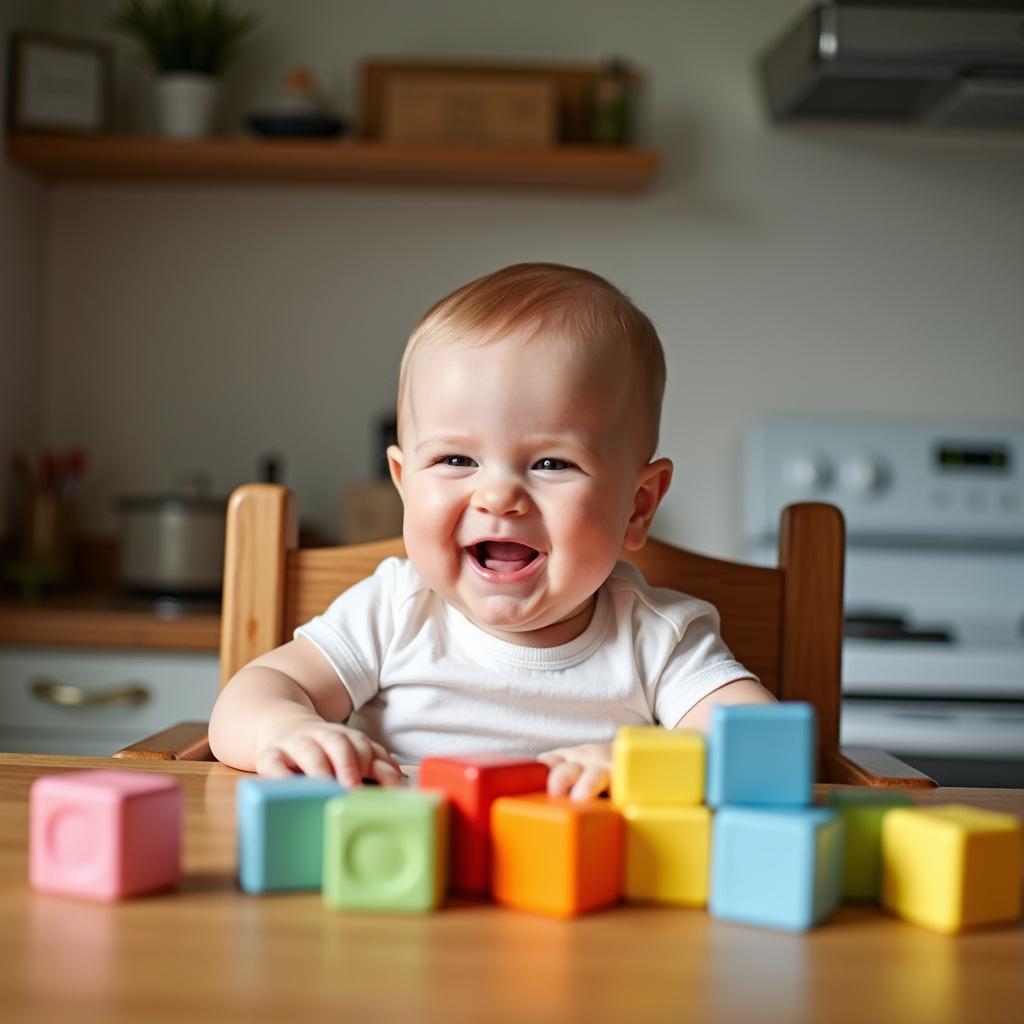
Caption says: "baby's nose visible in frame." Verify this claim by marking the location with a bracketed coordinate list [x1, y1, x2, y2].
[471, 474, 529, 516]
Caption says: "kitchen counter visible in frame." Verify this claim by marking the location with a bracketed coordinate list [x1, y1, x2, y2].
[0, 595, 220, 652]
[1, 754, 1022, 1023]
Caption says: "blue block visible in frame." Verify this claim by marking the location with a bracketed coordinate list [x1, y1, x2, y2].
[706, 702, 815, 807]
[236, 777, 346, 893]
[709, 806, 844, 932]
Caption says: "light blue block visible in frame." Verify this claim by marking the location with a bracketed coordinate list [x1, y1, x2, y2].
[236, 777, 346, 893]
[706, 702, 815, 807]
[709, 806, 844, 932]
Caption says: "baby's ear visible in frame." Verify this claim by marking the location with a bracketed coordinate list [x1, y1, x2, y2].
[623, 458, 673, 551]
[386, 445, 405, 500]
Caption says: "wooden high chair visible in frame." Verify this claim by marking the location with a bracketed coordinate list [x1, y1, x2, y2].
[116, 484, 935, 788]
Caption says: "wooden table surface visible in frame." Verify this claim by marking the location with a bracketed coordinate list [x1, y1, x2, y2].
[2, 754, 1022, 1024]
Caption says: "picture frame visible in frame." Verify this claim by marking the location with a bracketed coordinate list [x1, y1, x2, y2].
[7, 32, 113, 135]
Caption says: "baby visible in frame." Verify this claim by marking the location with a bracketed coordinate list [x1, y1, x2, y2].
[208, 263, 773, 799]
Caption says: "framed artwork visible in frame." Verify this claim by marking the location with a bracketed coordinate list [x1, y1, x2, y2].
[7, 32, 113, 134]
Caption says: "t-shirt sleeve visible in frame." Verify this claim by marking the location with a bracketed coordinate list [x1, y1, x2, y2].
[292, 557, 403, 713]
[646, 600, 756, 729]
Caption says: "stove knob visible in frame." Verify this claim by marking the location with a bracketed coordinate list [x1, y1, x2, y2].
[840, 454, 890, 495]
[783, 453, 833, 492]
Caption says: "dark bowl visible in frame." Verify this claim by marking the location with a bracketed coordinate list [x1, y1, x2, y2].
[247, 114, 348, 138]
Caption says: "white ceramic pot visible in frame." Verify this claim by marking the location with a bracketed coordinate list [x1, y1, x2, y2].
[118, 490, 227, 596]
[156, 73, 220, 139]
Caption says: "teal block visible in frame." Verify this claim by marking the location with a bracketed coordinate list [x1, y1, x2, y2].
[236, 777, 345, 893]
[323, 789, 448, 913]
[706, 702, 815, 807]
[710, 806, 843, 932]
[826, 788, 913, 901]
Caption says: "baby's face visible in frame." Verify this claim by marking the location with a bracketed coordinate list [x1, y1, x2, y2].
[388, 327, 659, 646]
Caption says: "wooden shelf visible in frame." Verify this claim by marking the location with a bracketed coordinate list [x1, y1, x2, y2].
[7, 133, 660, 193]
[0, 597, 220, 652]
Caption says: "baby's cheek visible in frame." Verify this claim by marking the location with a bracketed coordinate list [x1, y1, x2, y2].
[405, 484, 450, 535]
[567, 498, 626, 548]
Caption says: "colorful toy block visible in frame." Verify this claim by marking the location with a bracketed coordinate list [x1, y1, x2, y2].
[709, 806, 843, 932]
[881, 804, 1023, 934]
[611, 726, 705, 807]
[826, 788, 913, 901]
[622, 804, 712, 906]
[490, 793, 624, 918]
[419, 754, 549, 894]
[236, 777, 345, 893]
[29, 769, 182, 901]
[322, 788, 448, 913]
[706, 702, 815, 808]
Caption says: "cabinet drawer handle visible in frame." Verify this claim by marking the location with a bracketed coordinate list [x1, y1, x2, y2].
[30, 677, 152, 708]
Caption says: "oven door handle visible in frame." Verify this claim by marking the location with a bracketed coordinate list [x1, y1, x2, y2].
[30, 677, 152, 708]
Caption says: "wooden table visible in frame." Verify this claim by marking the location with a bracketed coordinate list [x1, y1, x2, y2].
[2, 754, 1022, 1024]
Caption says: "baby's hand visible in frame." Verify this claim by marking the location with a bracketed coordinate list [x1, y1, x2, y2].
[537, 742, 612, 801]
[256, 719, 404, 788]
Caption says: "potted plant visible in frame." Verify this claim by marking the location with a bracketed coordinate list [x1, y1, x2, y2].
[113, 0, 257, 139]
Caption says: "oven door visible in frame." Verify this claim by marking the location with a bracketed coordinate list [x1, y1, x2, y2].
[841, 638, 1024, 787]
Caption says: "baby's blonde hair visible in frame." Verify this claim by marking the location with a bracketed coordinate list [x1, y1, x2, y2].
[396, 262, 666, 459]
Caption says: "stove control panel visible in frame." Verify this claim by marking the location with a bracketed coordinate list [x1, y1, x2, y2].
[745, 419, 1024, 545]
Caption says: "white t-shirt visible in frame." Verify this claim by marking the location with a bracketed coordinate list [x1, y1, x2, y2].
[295, 557, 752, 762]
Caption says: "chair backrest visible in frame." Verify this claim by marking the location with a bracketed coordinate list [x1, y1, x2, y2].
[220, 484, 845, 780]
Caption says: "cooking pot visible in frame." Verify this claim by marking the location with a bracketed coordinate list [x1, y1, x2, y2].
[117, 477, 227, 596]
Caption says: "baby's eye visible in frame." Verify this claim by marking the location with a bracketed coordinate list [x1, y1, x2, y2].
[533, 457, 574, 471]
[439, 455, 477, 468]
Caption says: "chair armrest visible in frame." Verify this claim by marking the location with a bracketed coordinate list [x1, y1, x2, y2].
[828, 746, 937, 789]
[113, 721, 213, 761]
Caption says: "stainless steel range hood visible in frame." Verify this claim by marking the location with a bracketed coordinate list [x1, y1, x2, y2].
[759, 2, 1024, 127]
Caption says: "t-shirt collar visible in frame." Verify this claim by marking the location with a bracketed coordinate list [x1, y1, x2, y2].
[442, 585, 612, 669]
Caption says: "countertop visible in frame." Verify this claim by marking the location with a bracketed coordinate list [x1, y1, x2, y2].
[0, 594, 220, 652]
[1, 754, 1022, 1024]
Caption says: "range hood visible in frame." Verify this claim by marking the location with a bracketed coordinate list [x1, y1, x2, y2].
[759, 2, 1024, 126]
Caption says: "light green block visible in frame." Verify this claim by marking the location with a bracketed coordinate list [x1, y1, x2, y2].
[827, 789, 913, 901]
[323, 788, 448, 913]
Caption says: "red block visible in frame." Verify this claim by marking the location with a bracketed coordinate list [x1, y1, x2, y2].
[419, 755, 549, 895]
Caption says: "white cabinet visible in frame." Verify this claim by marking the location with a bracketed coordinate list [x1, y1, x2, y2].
[0, 647, 219, 756]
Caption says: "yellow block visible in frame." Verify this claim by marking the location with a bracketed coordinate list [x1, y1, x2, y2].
[881, 804, 1023, 934]
[623, 803, 711, 906]
[612, 726, 704, 807]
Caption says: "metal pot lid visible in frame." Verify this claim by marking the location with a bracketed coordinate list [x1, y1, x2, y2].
[118, 493, 228, 512]
[118, 470, 227, 512]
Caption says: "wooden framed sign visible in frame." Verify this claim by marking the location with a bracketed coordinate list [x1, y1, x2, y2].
[382, 73, 557, 146]
[362, 59, 643, 144]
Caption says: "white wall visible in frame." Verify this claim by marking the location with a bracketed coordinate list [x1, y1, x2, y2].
[33, 1, 1024, 556]
[0, 0, 55, 534]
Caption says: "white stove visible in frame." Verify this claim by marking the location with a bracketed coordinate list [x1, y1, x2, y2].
[744, 418, 1024, 787]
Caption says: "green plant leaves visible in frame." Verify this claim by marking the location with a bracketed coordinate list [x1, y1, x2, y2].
[112, 0, 257, 75]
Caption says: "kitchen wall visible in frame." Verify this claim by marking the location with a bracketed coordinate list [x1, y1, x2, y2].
[16, 1, 1024, 556]
[0, 0, 55, 535]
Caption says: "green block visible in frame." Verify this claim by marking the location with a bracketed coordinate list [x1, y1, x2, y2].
[827, 789, 913, 901]
[323, 788, 448, 913]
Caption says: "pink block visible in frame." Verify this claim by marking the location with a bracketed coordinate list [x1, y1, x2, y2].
[30, 769, 183, 901]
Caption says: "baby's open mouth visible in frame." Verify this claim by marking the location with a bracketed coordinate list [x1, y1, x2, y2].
[470, 541, 540, 574]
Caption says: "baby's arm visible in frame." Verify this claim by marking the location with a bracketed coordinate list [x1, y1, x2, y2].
[207, 635, 402, 786]
[539, 677, 775, 800]
[671, 675, 774, 731]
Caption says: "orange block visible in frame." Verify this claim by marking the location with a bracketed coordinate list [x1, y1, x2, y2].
[490, 794, 624, 918]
